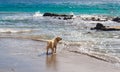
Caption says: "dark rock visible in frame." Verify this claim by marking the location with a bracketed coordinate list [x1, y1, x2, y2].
[112, 17, 120, 22]
[58, 17, 61, 19]
[91, 23, 120, 31]
[91, 17, 105, 21]
[43, 13, 59, 16]
[91, 17, 96, 21]
[91, 23, 105, 30]
[43, 13, 73, 20]
[97, 18, 100, 21]
[63, 17, 67, 20]
[86, 32, 92, 34]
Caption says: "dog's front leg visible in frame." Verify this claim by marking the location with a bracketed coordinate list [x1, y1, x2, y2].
[54, 46, 57, 53]
[51, 48, 54, 54]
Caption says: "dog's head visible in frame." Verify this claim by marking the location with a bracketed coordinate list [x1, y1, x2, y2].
[55, 36, 62, 42]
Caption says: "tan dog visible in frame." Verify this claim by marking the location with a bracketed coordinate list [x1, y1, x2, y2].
[46, 37, 62, 55]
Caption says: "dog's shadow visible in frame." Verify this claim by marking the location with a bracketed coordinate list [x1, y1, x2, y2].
[38, 52, 52, 57]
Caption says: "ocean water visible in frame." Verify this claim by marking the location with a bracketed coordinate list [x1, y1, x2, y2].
[0, 2, 120, 16]
[0, 0, 120, 64]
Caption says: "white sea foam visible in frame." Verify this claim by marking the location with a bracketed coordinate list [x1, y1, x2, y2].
[66, 42, 120, 63]
[69, 12, 76, 18]
[33, 11, 43, 17]
[0, 12, 43, 21]
[0, 28, 33, 33]
[1, 14, 32, 21]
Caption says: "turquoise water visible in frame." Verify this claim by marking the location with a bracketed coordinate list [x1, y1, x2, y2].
[0, 3, 120, 16]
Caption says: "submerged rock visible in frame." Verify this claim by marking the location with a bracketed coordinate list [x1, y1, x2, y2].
[43, 12, 73, 20]
[91, 23, 120, 31]
[81, 16, 108, 21]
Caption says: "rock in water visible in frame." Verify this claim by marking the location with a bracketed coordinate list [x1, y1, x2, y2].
[91, 23, 106, 30]
[91, 23, 120, 31]
[43, 13, 73, 20]
[112, 17, 120, 22]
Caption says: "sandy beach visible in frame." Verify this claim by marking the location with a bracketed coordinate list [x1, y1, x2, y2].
[0, 38, 120, 72]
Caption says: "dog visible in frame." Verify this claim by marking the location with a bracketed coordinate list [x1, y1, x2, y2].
[46, 37, 62, 55]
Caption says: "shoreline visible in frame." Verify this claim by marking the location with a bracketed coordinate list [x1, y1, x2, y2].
[0, 37, 120, 72]
[1, 36, 120, 64]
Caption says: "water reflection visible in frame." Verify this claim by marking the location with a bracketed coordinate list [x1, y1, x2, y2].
[46, 54, 58, 71]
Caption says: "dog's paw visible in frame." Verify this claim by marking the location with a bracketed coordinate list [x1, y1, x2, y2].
[46, 52, 52, 55]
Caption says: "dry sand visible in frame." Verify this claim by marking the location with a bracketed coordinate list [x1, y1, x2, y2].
[0, 38, 120, 72]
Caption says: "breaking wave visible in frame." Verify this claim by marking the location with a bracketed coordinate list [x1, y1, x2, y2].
[0, 11, 43, 21]
[33, 11, 43, 17]
[62, 41, 120, 64]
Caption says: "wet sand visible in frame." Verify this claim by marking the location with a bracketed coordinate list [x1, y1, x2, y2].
[0, 38, 120, 72]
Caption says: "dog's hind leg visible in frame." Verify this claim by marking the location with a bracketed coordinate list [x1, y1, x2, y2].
[46, 46, 49, 55]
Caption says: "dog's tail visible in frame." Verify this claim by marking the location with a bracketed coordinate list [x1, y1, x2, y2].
[32, 39, 48, 42]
